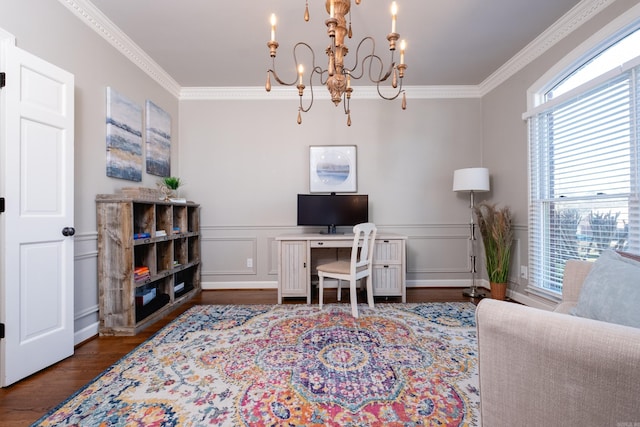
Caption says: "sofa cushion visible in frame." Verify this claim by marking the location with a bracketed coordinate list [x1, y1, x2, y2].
[573, 250, 640, 328]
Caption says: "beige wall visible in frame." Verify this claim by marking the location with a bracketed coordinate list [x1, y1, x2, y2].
[1, 0, 180, 339]
[179, 97, 484, 288]
[2, 0, 638, 340]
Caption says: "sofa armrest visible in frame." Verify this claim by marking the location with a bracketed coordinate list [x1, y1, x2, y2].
[476, 299, 640, 427]
[561, 259, 593, 304]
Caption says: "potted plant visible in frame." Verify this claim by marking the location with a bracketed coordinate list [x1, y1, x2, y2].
[158, 176, 182, 200]
[474, 202, 513, 300]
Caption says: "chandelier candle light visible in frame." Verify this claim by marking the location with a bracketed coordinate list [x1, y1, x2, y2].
[266, 0, 408, 126]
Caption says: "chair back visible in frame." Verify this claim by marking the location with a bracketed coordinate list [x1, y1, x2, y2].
[351, 222, 377, 273]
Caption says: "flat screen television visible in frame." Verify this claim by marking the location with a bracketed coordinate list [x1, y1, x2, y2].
[297, 194, 368, 234]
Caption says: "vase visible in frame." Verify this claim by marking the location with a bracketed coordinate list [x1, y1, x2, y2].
[157, 183, 175, 201]
[490, 282, 508, 300]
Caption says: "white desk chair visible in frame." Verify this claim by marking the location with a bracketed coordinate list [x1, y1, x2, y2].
[317, 222, 377, 318]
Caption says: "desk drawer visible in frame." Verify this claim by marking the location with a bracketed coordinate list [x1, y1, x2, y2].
[372, 264, 403, 296]
[373, 239, 403, 263]
[310, 240, 354, 248]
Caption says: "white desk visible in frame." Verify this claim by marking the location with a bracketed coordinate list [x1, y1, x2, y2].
[276, 233, 407, 304]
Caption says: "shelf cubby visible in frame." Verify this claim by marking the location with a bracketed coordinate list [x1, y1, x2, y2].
[173, 205, 188, 234]
[174, 265, 198, 300]
[133, 203, 154, 235]
[135, 276, 171, 323]
[187, 206, 199, 233]
[155, 203, 173, 237]
[156, 240, 174, 274]
[174, 237, 188, 266]
[188, 236, 200, 263]
[134, 243, 157, 277]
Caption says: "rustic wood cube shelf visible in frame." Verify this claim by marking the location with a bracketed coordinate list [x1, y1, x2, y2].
[96, 194, 201, 336]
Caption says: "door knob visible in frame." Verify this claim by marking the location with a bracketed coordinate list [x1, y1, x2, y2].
[62, 227, 75, 236]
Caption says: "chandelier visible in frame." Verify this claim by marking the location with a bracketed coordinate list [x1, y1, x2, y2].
[266, 0, 407, 126]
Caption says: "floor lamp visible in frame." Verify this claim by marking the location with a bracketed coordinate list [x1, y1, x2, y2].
[453, 167, 490, 298]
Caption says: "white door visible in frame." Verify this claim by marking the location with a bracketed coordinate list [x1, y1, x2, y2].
[0, 35, 75, 386]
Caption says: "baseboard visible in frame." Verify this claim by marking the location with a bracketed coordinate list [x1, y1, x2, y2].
[202, 281, 279, 290]
[202, 279, 475, 290]
[74, 322, 99, 346]
[408, 279, 480, 288]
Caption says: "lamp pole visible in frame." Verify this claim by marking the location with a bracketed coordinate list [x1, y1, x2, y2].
[463, 190, 484, 298]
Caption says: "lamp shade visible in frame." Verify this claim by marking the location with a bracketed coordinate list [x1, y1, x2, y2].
[452, 168, 490, 192]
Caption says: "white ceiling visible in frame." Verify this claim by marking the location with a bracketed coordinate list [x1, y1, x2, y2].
[86, 0, 583, 88]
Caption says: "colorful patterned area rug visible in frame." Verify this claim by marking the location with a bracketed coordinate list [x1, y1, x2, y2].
[34, 303, 480, 426]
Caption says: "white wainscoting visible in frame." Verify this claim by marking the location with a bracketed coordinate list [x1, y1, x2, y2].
[75, 224, 530, 342]
[73, 231, 100, 345]
[198, 224, 527, 290]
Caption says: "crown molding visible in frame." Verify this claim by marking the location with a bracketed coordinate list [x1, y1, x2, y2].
[57, 0, 181, 98]
[62, 0, 612, 101]
[179, 85, 482, 101]
[478, 0, 615, 96]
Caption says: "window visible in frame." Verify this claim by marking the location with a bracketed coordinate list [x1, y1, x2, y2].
[527, 27, 640, 295]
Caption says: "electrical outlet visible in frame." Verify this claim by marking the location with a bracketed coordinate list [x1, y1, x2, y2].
[520, 265, 528, 279]
[247, 258, 253, 268]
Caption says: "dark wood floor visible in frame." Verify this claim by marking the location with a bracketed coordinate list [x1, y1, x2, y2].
[0, 288, 480, 426]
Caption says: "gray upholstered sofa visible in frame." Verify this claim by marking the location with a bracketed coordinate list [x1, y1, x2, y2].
[476, 256, 640, 426]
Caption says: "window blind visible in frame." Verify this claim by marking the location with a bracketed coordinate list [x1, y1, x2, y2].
[528, 67, 640, 293]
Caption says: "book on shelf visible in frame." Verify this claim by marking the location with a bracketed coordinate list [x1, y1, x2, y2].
[172, 227, 181, 234]
[134, 266, 150, 281]
[174, 282, 185, 293]
[134, 232, 151, 240]
[135, 287, 156, 306]
[155, 230, 167, 237]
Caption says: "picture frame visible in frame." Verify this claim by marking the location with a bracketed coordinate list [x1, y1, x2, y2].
[106, 87, 142, 182]
[145, 100, 171, 177]
[309, 145, 357, 193]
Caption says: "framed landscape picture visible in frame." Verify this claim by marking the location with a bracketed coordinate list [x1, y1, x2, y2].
[145, 100, 171, 177]
[309, 145, 357, 193]
[106, 87, 142, 182]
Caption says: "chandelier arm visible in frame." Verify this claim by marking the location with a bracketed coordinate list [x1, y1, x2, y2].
[376, 79, 404, 101]
[343, 37, 376, 80]
[366, 54, 395, 84]
[346, 37, 396, 84]
[269, 68, 293, 86]
[269, 42, 320, 87]
[317, 67, 330, 85]
[299, 89, 314, 113]
[298, 66, 316, 113]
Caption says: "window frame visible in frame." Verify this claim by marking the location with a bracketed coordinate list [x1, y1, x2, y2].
[524, 9, 640, 299]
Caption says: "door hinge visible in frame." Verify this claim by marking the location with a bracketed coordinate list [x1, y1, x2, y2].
[0, 323, 4, 339]
[0, 72, 5, 88]
[0, 198, 4, 213]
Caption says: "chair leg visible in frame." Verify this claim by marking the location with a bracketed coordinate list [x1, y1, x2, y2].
[365, 276, 374, 308]
[337, 279, 342, 301]
[350, 279, 358, 318]
[319, 275, 324, 309]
